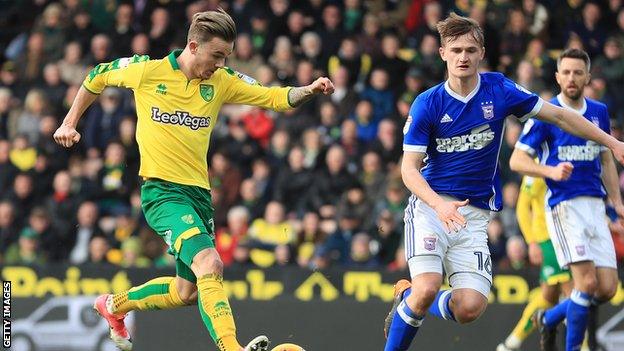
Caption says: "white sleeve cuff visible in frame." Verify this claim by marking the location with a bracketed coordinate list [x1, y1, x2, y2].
[517, 98, 544, 122]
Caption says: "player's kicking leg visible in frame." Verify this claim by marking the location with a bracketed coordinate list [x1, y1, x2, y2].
[384, 273, 489, 351]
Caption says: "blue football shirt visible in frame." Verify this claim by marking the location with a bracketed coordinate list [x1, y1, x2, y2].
[403, 72, 543, 211]
[515, 95, 610, 207]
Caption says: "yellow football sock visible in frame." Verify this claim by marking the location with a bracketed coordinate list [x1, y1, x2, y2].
[506, 292, 554, 348]
[111, 276, 187, 314]
[197, 274, 240, 351]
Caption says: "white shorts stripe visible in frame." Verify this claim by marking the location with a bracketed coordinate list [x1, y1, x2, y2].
[552, 205, 571, 262]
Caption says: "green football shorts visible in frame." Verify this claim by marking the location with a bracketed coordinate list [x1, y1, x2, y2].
[141, 179, 215, 283]
[539, 239, 571, 285]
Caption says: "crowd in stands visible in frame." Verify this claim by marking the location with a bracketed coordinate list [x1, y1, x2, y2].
[1, 0, 623, 273]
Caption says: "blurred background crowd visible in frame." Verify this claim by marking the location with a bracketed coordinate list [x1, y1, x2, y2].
[0, 0, 623, 274]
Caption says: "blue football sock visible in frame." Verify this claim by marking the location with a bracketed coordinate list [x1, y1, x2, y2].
[565, 289, 590, 351]
[427, 290, 456, 322]
[543, 298, 571, 328]
[384, 300, 423, 351]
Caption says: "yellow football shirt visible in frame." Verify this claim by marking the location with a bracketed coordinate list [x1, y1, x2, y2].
[516, 176, 549, 243]
[83, 49, 292, 189]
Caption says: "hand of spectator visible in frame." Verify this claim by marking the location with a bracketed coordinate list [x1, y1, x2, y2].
[53, 123, 81, 148]
[432, 198, 468, 234]
[309, 77, 335, 95]
[547, 162, 573, 181]
[528, 242, 543, 266]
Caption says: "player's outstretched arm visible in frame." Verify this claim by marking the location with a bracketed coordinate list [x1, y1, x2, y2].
[53, 85, 98, 148]
[401, 151, 467, 233]
[509, 148, 573, 181]
[287, 77, 335, 107]
[535, 102, 624, 163]
[600, 150, 624, 214]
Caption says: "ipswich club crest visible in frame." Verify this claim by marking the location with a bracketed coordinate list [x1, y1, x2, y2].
[424, 237, 437, 251]
[481, 101, 494, 119]
[200, 84, 214, 102]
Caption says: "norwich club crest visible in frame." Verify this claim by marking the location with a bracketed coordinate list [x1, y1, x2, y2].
[200, 84, 214, 102]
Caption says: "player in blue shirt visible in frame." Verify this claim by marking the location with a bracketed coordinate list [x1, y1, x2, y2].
[383, 14, 624, 351]
[510, 48, 621, 351]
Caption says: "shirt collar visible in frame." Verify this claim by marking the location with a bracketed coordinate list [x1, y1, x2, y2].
[167, 49, 182, 70]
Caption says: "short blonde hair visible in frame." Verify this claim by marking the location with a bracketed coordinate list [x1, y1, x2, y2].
[436, 12, 484, 47]
[188, 8, 236, 43]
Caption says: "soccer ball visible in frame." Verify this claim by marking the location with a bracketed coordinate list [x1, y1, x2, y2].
[270, 343, 306, 351]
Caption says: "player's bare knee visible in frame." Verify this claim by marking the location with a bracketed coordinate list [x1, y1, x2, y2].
[453, 301, 486, 324]
[407, 285, 438, 310]
[576, 275, 598, 295]
[595, 282, 617, 302]
[191, 249, 224, 276]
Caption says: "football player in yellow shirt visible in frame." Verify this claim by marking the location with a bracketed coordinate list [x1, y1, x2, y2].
[54, 9, 334, 351]
[497, 175, 571, 351]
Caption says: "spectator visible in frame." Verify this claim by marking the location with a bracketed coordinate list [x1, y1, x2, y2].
[522, 0, 549, 38]
[120, 236, 150, 268]
[69, 201, 104, 265]
[83, 88, 126, 153]
[273, 146, 314, 215]
[352, 99, 378, 143]
[569, 2, 607, 58]
[227, 34, 265, 76]
[317, 101, 342, 145]
[301, 127, 322, 170]
[0, 88, 15, 140]
[9, 88, 49, 144]
[373, 33, 409, 95]
[97, 141, 135, 215]
[372, 209, 402, 265]
[237, 178, 266, 221]
[130, 33, 151, 56]
[108, 3, 136, 57]
[88, 235, 113, 265]
[336, 183, 371, 230]
[359, 151, 385, 203]
[216, 206, 251, 266]
[5, 173, 36, 227]
[357, 14, 381, 58]
[295, 211, 327, 268]
[84, 34, 112, 66]
[39, 63, 67, 112]
[33, 3, 66, 62]
[321, 65, 358, 119]
[308, 145, 358, 212]
[44, 170, 79, 246]
[0, 201, 18, 256]
[27, 207, 63, 261]
[16, 32, 47, 85]
[346, 233, 379, 268]
[498, 235, 529, 271]
[327, 36, 370, 89]
[9, 135, 36, 172]
[369, 119, 401, 169]
[4, 227, 47, 265]
[247, 201, 295, 266]
[147, 7, 175, 58]
[299, 31, 325, 72]
[67, 10, 97, 54]
[268, 36, 296, 83]
[317, 4, 344, 60]
[499, 8, 531, 74]
[0, 140, 17, 195]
